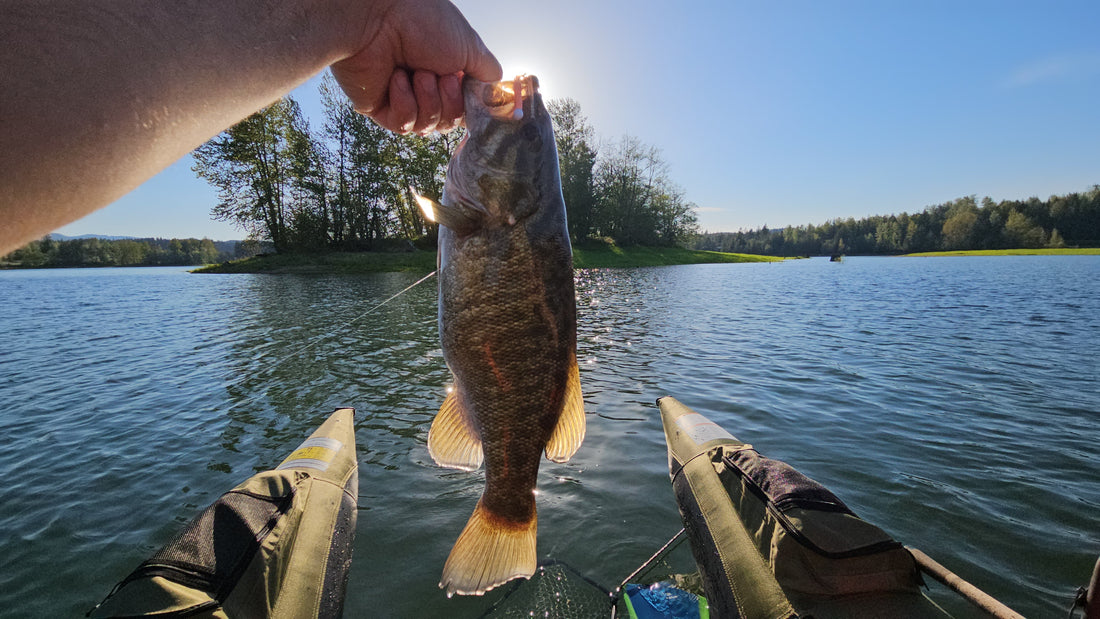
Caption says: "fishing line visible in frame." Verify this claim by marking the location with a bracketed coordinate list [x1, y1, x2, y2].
[274, 269, 437, 367]
[224, 270, 437, 395]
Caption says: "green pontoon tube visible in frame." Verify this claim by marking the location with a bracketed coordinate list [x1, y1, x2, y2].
[657, 396, 1024, 619]
[89, 408, 358, 619]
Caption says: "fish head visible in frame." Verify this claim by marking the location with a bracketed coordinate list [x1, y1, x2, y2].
[440, 75, 564, 234]
[461, 74, 545, 144]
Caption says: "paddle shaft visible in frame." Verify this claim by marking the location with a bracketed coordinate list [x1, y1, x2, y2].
[907, 547, 1024, 619]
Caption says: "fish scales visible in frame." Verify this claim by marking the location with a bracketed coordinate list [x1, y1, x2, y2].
[443, 228, 573, 518]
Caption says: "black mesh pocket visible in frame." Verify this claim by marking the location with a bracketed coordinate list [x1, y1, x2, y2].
[122, 488, 294, 600]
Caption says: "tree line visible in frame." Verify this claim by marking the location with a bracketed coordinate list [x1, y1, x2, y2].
[1, 237, 239, 268]
[693, 188, 1100, 256]
[192, 75, 700, 253]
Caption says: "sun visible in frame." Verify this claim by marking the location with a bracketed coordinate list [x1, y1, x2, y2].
[499, 60, 555, 96]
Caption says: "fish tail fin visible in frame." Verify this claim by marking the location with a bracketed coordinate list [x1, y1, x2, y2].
[440, 499, 536, 596]
[545, 356, 585, 463]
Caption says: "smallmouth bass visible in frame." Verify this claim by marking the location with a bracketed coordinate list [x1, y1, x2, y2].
[417, 75, 585, 597]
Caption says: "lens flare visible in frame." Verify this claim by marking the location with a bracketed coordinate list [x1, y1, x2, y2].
[410, 187, 436, 222]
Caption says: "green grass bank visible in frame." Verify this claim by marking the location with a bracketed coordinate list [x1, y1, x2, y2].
[193, 251, 437, 274]
[572, 243, 782, 268]
[903, 248, 1100, 257]
[194, 244, 782, 274]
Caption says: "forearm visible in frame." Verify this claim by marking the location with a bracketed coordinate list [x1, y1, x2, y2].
[0, 0, 360, 254]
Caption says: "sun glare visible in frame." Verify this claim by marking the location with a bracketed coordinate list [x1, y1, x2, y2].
[500, 60, 553, 95]
[410, 187, 436, 223]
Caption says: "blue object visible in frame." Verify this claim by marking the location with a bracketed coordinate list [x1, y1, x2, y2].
[624, 582, 708, 619]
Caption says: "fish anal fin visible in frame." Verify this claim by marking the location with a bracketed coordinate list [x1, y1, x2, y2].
[440, 499, 537, 596]
[428, 389, 483, 471]
[545, 358, 585, 463]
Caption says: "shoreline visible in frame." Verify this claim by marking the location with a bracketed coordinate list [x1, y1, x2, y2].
[192, 245, 786, 274]
[902, 248, 1100, 257]
[6, 247, 1096, 272]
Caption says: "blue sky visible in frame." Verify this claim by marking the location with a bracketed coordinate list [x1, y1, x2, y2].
[59, 0, 1100, 240]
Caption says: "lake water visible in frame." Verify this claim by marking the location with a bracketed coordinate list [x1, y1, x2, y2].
[0, 256, 1096, 618]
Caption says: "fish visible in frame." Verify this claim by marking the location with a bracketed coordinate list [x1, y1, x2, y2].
[415, 75, 585, 597]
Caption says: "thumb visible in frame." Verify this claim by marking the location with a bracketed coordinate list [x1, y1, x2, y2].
[462, 30, 503, 83]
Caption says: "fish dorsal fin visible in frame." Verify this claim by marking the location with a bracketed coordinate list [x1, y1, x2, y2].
[545, 358, 585, 463]
[428, 389, 484, 470]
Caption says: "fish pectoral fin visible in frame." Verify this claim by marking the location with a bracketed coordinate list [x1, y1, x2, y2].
[440, 499, 537, 596]
[545, 359, 585, 463]
[415, 192, 484, 235]
[428, 389, 484, 471]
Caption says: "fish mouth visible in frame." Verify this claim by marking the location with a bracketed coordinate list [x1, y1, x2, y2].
[479, 75, 540, 121]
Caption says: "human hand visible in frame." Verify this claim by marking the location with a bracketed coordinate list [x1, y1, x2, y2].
[330, 0, 502, 134]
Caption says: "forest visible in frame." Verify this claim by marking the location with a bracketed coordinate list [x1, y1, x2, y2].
[2, 237, 237, 268]
[693, 188, 1100, 256]
[190, 75, 699, 252]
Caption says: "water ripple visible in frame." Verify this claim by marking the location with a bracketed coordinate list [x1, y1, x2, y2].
[0, 258, 1096, 617]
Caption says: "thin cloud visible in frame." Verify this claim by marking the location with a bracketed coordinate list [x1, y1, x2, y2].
[1004, 52, 1100, 88]
[695, 206, 723, 213]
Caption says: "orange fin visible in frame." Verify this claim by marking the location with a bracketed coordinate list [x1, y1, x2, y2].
[440, 499, 537, 596]
[545, 357, 585, 463]
[427, 389, 483, 471]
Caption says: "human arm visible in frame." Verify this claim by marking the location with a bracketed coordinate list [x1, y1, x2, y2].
[0, 0, 500, 255]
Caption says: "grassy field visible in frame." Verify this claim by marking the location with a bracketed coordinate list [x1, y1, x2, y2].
[194, 243, 782, 274]
[572, 243, 783, 268]
[903, 247, 1100, 257]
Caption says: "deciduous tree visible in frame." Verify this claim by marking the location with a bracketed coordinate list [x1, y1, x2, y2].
[547, 98, 598, 242]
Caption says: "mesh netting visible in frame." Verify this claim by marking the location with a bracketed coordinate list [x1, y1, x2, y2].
[480, 561, 613, 618]
[480, 533, 704, 619]
[140, 490, 290, 597]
